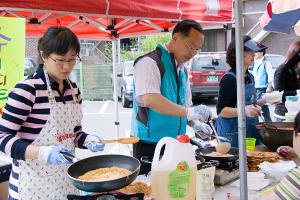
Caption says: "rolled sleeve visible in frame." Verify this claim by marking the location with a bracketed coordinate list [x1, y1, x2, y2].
[0, 81, 36, 160]
[134, 57, 161, 106]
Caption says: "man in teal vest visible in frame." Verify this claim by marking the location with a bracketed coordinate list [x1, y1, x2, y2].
[131, 20, 212, 174]
[253, 47, 273, 122]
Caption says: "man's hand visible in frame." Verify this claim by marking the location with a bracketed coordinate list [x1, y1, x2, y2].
[187, 105, 212, 122]
[192, 121, 213, 139]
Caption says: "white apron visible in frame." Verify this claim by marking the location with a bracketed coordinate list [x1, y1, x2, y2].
[17, 69, 82, 199]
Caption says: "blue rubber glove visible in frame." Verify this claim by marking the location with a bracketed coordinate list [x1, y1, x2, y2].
[38, 146, 72, 165]
[187, 105, 212, 122]
[84, 135, 105, 152]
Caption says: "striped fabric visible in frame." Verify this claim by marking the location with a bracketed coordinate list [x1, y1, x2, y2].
[274, 168, 300, 200]
[0, 66, 88, 161]
[8, 160, 20, 200]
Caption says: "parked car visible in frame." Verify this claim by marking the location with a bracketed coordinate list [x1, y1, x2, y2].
[117, 61, 134, 107]
[248, 54, 285, 74]
[187, 53, 230, 101]
[24, 57, 38, 78]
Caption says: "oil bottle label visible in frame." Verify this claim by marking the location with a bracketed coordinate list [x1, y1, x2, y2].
[168, 161, 190, 198]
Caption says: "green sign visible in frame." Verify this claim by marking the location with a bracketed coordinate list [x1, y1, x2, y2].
[0, 17, 25, 115]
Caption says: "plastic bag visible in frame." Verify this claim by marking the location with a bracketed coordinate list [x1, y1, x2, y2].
[262, 91, 283, 104]
[259, 160, 297, 182]
[196, 166, 216, 200]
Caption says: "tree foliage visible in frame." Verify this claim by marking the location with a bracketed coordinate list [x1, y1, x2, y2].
[103, 41, 112, 60]
[121, 33, 171, 61]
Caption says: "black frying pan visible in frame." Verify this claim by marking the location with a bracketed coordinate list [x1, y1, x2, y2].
[195, 147, 239, 162]
[62, 152, 140, 192]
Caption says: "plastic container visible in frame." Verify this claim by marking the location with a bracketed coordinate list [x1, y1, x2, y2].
[151, 136, 197, 200]
[246, 138, 256, 151]
[297, 89, 300, 97]
[285, 96, 300, 122]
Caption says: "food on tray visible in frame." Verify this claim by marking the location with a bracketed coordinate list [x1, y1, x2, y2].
[118, 181, 152, 197]
[79, 166, 131, 181]
[247, 151, 279, 171]
[205, 151, 234, 157]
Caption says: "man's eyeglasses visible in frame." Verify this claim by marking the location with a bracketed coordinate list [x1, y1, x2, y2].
[49, 55, 81, 66]
[183, 40, 202, 54]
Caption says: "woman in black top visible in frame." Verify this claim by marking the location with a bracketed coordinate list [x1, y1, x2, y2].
[274, 40, 300, 121]
[216, 35, 266, 147]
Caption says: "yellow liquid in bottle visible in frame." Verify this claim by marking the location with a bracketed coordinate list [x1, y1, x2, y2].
[151, 167, 197, 200]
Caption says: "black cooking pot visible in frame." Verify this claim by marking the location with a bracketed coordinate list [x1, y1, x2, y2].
[255, 122, 294, 151]
[62, 153, 140, 192]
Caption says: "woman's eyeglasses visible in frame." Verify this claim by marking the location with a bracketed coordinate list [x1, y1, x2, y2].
[49, 55, 81, 66]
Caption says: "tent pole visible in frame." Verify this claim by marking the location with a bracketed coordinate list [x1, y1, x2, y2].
[112, 40, 120, 139]
[235, 0, 248, 199]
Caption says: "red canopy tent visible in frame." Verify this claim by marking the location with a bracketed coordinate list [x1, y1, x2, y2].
[1, 0, 233, 39]
[3, 1, 264, 198]
[0, 0, 233, 137]
[0, 0, 234, 160]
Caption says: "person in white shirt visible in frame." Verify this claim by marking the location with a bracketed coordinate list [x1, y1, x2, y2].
[253, 48, 273, 122]
[131, 20, 212, 174]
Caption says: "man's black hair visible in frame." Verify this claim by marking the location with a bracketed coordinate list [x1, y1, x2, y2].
[172, 19, 203, 37]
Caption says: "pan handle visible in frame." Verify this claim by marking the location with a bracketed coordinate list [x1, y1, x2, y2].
[60, 151, 78, 163]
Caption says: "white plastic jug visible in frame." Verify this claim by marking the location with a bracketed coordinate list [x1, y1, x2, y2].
[151, 136, 197, 200]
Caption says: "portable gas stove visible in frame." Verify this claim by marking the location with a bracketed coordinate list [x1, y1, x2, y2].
[191, 136, 240, 186]
[214, 168, 240, 186]
[213, 157, 240, 185]
[67, 192, 144, 200]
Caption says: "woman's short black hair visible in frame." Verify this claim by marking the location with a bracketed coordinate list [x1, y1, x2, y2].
[172, 19, 203, 37]
[295, 111, 300, 134]
[38, 26, 80, 61]
[226, 35, 252, 69]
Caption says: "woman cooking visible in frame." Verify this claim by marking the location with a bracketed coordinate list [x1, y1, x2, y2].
[273, 40, 300, 122]
[216, 36, 276, 148]
[0, 27, 105, 199]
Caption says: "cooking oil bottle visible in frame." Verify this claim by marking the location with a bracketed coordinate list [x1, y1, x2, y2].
[151, 135, 197, 200]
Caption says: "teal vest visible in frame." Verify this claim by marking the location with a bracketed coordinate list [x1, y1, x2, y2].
[131, 44, 188, 143]
[253, 59, 268, 88]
